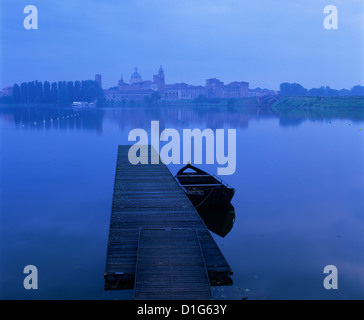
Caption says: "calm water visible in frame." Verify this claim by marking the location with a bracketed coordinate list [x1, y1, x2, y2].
[0, 105, 363, 300]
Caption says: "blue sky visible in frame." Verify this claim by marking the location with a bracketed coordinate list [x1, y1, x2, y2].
[1, 0, 363, 90]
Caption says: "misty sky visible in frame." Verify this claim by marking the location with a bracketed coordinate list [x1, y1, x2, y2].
[1, 0, 363, 90]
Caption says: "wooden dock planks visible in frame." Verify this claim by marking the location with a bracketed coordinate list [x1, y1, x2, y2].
[134, 229, 212, 300]
[104, 145, 232, 296]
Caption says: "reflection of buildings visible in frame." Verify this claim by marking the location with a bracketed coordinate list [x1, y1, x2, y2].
[103, 66, 249, 102]
[1, 103, 322, 137]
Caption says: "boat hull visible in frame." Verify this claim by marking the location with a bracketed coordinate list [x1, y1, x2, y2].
[186, 187, 235, 209]
[197, 203, 235, 238]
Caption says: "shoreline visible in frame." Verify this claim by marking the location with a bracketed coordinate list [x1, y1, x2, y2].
[0, 96, 363, 109]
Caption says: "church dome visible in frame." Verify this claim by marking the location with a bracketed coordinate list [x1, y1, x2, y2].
[130, 67, 142, 84]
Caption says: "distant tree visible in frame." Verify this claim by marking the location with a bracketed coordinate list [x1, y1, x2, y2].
[82, 80, 103, 103]
[152, 91, 161, 101]
[74, 81, 83, 101]
[144, 91, 161, 104]
[50, 82, 58, 103]
[58, 81, 70, 105]
[279, 83, 290, 96]
[43, 81, 51, 103]
[227, 98, 237, 106]
[351, 85, 364, 96]
[338, 88, 351, 96]
[193, 94, 221, 104]
[20, 83, 28, 103]
[67, 81, 74, 102]
[95, 82, 105, 105]
[28, 81, 36, 103]
[292, 83, 308, 96]
[307, 86, 338, 97]
[326, 87, 339, 96]
[6, 78, 106, 106]
[193, 94, 208, 104]
[13, 84, 21, 103]
[35, 81, 43, 103]
[308, 87, 326, 96]
[280, 82, 308, 96]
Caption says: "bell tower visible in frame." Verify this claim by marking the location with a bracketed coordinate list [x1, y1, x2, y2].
[153, 65, 165, 92]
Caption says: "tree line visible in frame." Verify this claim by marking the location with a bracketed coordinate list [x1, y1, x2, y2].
[1, 80, 104, 105]
[280, 83, 364, 97]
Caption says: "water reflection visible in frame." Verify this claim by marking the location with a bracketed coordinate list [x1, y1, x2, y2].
[1, 103, 364, 300]
[1, 105, 363, 134]
[0, 106, 103, 133]
[196, 203, 235, 238]
[275, 106, 364, 127]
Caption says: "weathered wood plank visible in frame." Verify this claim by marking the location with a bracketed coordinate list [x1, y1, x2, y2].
[134, 229, 212, 300]
[104, 145, 232, 293]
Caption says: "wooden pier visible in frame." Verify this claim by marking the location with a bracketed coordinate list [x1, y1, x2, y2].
[104, 145, 232, 300]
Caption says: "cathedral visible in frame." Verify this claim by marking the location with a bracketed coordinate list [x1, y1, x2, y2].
[129, 67, 143, 85]
[103, 66, 249, 102]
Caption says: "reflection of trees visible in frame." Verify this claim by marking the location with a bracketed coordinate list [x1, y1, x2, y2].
[279, 117, 305, 127]
[101, 107, 243, 131]
[0, 106, 103, 134]
[1, 104, 362, 133]
[274, 106, 364, 127]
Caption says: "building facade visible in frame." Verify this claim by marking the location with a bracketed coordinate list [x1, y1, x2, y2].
[206, 78, 249, 99]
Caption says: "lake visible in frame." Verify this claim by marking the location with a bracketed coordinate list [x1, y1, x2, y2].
[0, 104, 363, 300]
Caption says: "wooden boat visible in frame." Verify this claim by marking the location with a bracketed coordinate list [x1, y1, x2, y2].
[175, 164, 235, 209]
[197, 203, 235, 238]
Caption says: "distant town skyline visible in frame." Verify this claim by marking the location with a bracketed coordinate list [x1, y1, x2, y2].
[103, 65, 251, 102]
[2, 65, 362, 105]
[1, 0, 363, 90]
